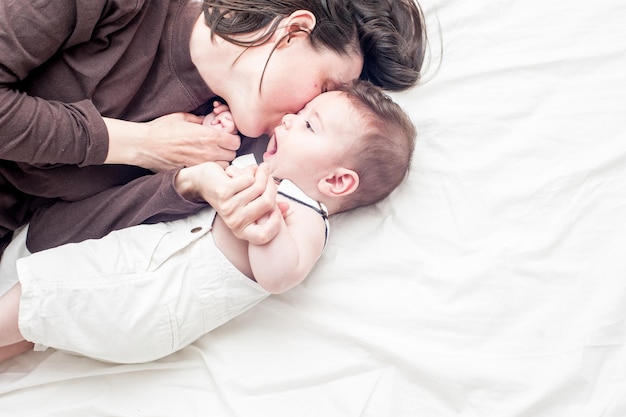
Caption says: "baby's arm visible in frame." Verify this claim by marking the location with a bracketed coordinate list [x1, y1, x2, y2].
[246, 194, 326, 294]
[211, 165, 326, 294]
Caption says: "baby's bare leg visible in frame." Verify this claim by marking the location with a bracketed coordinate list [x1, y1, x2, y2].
[0, 341, 34, 362]
[0, 283, 25, 348]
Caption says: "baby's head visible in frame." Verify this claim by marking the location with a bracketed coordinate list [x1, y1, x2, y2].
[263, 79, 416, 214]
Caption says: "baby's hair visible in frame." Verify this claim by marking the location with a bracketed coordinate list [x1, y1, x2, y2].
[337, 79, 416, 213]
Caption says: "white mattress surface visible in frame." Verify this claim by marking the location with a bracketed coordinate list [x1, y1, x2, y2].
[1, 0, 626, 415]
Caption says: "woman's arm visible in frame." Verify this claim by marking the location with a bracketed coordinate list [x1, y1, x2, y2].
[26, 162, 277, 252]
[1, 0, 240, 171]
[25, 169, 207, 252]
[103, 113, 241, 172]
[0, 0, 109, 166]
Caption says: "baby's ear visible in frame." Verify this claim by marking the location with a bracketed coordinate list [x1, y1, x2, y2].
[318, 168, 359, 197]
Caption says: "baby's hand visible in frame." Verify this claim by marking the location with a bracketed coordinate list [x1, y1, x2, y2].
[202, 101, 237, 134]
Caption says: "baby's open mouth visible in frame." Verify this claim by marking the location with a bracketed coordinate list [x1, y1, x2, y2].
[265, 133, 278, 155]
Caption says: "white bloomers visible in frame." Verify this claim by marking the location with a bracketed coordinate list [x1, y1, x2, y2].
[14, 207, 269, 363]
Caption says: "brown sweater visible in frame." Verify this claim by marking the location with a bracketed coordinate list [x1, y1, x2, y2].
[0, 0, 215, 253]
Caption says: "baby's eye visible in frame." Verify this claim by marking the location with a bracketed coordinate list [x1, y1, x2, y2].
[305, 120, 314, 131]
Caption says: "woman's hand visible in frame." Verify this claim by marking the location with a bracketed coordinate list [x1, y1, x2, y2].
[104, 113, 241, 172]
[175, 162, 281, 244]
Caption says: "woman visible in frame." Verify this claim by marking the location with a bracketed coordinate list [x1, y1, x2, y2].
[0, 0, 427, 253]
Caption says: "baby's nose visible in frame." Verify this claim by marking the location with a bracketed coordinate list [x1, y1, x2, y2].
[281, 113, 294, 129]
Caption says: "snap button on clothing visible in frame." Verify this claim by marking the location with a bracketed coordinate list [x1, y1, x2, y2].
[190, 227, 202, 233]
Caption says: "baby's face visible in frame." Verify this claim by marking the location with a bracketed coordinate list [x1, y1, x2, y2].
[262, 91, 365, 190]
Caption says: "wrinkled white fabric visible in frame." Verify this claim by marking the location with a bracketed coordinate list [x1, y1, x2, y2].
[16, 208, 268, 363]
[2, 0, 626, 415]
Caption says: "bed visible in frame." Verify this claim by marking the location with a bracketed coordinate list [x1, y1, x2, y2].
[2, 0, 625, 415]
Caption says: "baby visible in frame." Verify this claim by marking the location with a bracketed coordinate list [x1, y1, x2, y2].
[0, 80, 416, 364]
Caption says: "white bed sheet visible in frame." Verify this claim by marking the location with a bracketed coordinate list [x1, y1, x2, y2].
[2, 0, 626, 415]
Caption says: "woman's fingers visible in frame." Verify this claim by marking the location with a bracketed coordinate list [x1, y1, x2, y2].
[217, 164, 278, 242]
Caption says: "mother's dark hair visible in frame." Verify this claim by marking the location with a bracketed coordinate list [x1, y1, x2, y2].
[203, 0, 427, 91]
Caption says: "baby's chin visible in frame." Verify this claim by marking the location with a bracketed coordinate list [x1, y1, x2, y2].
[261, 154, 280, 174]
[262, 150, 275, 166]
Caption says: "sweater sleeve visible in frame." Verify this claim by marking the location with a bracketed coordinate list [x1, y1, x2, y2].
[25, 170, 208, 253]
[0, 0, 123, 166]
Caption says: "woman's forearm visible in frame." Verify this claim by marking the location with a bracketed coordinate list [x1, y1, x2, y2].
[104, 113, 240, 172]
[103, 117, 145, 166]
[26, 170, 206, 252]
